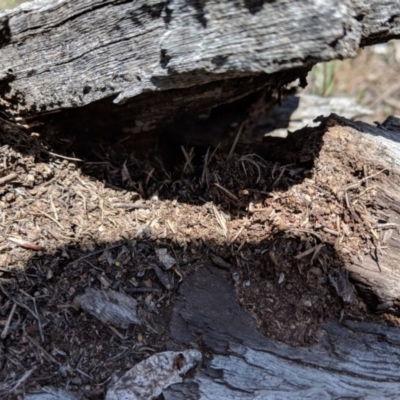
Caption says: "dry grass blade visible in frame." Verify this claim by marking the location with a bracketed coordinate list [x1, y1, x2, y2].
[122, 160, 135, 186]
[33, 210, 65, 230]
[145, 168, 155, 186]
[341, 168, 388, 192]
[228, 120, 246, 159]
[49, 195, 59, 221]
[181, 146, 195, 174]
[0, 172, 18, 186]
[212, 205, 228, 237]
[272, 166, 285, 188]
[239, 155, 262, 184]
[201, 147, 210, 185]
[214, 182, 240, 203]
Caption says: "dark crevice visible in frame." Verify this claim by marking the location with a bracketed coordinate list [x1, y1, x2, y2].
[15, 1, 120, 35]
[163, 0, 173, 26]
[188, 0, 207, 28]
[160, 49, 171, 69]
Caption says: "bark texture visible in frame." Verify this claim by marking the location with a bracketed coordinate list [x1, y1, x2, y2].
[167, 266, 400, 399]
[0, 0, 399, 136]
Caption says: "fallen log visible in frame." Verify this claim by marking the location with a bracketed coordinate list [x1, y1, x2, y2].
[0, 0, 400, 139]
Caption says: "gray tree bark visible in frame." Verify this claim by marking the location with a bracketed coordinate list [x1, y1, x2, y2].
[167, 266, 400, 399]
[0, 0, 399, 137]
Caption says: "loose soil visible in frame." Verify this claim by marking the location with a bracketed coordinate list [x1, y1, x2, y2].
[0, 113, 398, 399]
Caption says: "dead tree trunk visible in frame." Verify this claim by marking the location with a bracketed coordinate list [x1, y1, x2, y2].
[1, 0, 400, 138]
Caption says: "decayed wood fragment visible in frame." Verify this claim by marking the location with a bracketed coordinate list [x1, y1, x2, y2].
[320, 115, 400, 314]
[105, 350, 202, 400]
[74, 288, 141, 328]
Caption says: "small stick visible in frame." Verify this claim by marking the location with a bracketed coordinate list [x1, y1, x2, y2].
[124, 287, 162, 293]
[323, 227, 340, 236]
[24, 334, 59, 365]
[214, 182, 240, 203]
[295, 244, 324, 260]
[108, 325, 127, 340]
[46, 151, 83, 162]
[0, 285, 39, 322]
[76, 367, 93, 381]
[201, 147, 210, 185]
[0, 172, 18, 186]
[228, 120, 246, 159]
[0, 267, 21, 274]
[374, 223, 399, 230]
[7, 236, 46, 252]
[1, 303, 17, 339]
[32, 210, 65, 230]
[341, 168, 388, 191]
[363, 165, 369, 188]
[286, 228, 322, 242]
[310, 244, 324, 264]
[6, 366, 36, 394]
[229, 226, 245, 244]
[20, 289, 44, 342]
[166, 219, 177, 234]
[68, 243, 123, 264]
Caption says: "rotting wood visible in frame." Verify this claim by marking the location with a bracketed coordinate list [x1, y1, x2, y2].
[320, 114, 400, 314]
[163, 116, 400, 398]
[166, 266, 400, 399]
[3, 94, 400, 396]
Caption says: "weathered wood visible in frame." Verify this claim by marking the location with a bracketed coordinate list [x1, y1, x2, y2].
[320, 115, 400, 314]
[252, 93, 372, 140]
[0, 0, 399, 136]
[161, 116, 400, 398]
[166, 266, 400, 399]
